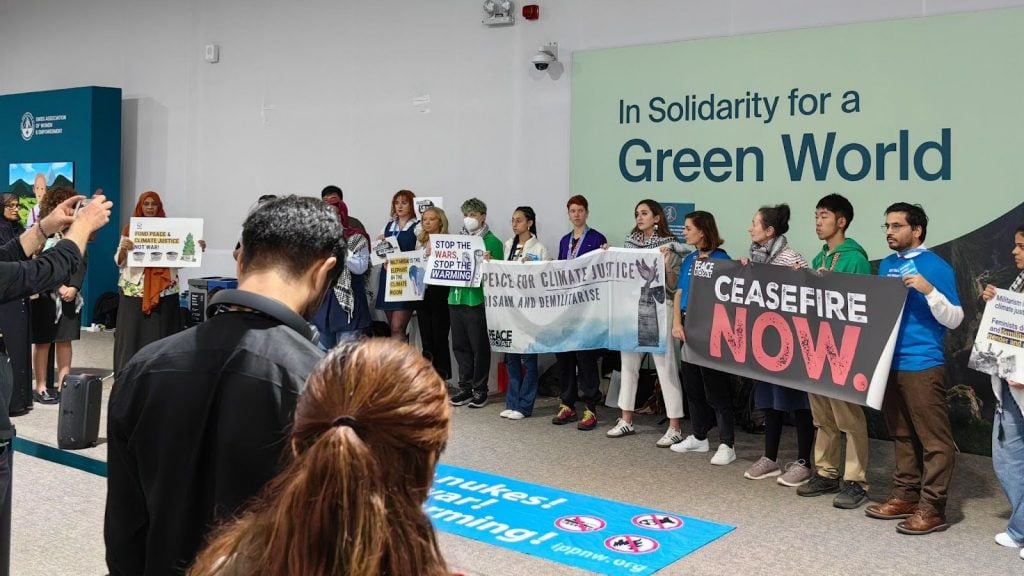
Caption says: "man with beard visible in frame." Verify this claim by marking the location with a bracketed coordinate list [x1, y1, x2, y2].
[105, 196, 344, 576]
[865, 202, 962, 536]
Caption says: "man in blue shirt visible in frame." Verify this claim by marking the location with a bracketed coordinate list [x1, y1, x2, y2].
[865, 202, 963, 535]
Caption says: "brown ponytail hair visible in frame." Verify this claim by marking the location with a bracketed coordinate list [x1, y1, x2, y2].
[189, 339, 452, 576]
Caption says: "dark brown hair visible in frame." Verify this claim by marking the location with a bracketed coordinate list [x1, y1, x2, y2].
[189, 339, 452, 576]
[631, 199, 676, 239]
[685, 210, 724, 251]
[38, 187, 76, 220]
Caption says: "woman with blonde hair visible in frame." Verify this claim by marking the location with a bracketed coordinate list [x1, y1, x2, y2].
[416, 206, 452, 380]
[189, 339, 452, 576]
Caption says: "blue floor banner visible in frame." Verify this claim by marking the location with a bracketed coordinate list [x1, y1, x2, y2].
[428, 464, 733, 575]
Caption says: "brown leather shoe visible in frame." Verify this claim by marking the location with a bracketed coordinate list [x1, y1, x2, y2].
[896, 509, 950, 535]
[864, 497, 918, 520]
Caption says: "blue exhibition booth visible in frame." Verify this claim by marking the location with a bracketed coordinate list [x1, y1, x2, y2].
[0, 86, 123, 326]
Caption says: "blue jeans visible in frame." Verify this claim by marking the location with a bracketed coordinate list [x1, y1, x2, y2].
[505, 353, 538, 417]
[994, 381, 1024, 543]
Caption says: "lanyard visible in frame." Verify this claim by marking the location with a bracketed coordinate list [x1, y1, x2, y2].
[568, 227, 589, 260]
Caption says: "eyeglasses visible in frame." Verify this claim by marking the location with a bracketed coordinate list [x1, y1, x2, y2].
[881, 223, 907, 231]
[3, 203, 18, 210]
[510, 219, 527, 225]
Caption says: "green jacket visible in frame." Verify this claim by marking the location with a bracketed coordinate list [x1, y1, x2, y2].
[448, 231, 504, 306]
[811, 237, 870, 274]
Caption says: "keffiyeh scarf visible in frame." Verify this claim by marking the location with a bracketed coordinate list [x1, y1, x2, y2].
[333, 233, 368, 314]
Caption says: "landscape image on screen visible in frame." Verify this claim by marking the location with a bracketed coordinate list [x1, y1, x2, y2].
[8, 161, 74, 196]
[8, 162, 75, 226]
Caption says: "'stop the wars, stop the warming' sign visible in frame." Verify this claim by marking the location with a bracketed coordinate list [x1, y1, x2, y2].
[129, 217, 204, 268]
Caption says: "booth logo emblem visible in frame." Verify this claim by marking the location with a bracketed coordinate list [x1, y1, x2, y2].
[20, 112, 35, 141]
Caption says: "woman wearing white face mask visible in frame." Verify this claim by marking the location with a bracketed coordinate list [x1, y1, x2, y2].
[448, 198, 504, 409]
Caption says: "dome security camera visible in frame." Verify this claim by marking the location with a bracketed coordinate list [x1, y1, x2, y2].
[531, 42, 558, 71]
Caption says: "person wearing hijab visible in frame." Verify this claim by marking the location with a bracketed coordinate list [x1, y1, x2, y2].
[313, 197, 371, 348]
[113, 191, 203, 374]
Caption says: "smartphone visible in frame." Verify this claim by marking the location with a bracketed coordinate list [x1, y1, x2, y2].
[74, 198, 91, 216]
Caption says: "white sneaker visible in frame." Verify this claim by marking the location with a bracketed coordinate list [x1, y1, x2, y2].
[606, 418, 636, 438]
[670, 434, 710, 454]
[655, 428, 683, 447]
[996, 532, 1021, 548]
[499, 409, 513, 418]
[709, 444, 737, 466]
[507, 410, 525, 420]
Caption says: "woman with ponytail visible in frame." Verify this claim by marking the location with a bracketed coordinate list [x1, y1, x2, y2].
[189, 338, 453, 576]
[499, 206, 550, 420]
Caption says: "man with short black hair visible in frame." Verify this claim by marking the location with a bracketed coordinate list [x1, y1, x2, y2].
[865, 202, 962, 535]
[106, 196, 345, 575]
[321, 184, 365, 232]
[798, 193, 872, 508]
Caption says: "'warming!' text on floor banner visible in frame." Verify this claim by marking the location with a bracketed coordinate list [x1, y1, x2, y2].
[428, 464, 733, 575]
[682, 260, 906, 409]
[481, 248, 668, 354]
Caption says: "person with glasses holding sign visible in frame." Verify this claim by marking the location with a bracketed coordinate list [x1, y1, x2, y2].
[866, 202, 962, 536]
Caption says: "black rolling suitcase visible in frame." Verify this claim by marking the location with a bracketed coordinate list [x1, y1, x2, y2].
[58, 374, 103, 450]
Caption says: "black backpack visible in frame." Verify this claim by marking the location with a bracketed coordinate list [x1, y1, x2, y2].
[92, 291, 119, 329]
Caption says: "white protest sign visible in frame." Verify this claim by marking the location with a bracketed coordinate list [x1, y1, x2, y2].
[481, 248, 668, 354]
[414, 196, 443, 217]
[969, 288, 1024, 383]
[426, 233, 486, 287]
[384, 250, 428, 302]
[129, 217, 204, 268]
[370, 236, 400, 266]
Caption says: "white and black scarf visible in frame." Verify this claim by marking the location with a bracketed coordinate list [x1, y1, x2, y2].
[333, 233, 368, 314]
[624, 231, 674, 250]
[1011, 269, 1024, 294]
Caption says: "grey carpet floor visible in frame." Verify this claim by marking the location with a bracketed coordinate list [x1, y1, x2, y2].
[9, 332, 1021, 575]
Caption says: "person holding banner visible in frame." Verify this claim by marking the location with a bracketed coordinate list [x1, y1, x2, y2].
[741, 203, 816, 487]
[498, 206, 550, 420]
[670, 211, 737, 465]
[865, 202, 962, 535]
[313, 197, 371, 348]
[798, 194, 872, 509]
[416, 206, 452, 381]
[981, 224, 1024, 556]
[552, 195, 608, 431]
[375, 190, 420, 341]
[604, 200, 686, 447]
[449, 198, 504, 409]
[113, 191, 205, 375]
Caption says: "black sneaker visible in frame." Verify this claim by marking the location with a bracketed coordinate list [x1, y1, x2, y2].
[467, 391, 488, 408]
[833, 481, 869, 509]
[450, 390, 474, 406]
[796, 474, 841, 497]
[33, 390, 60, 405]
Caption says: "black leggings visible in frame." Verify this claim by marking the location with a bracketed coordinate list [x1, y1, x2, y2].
[764, 408, 814, 463]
